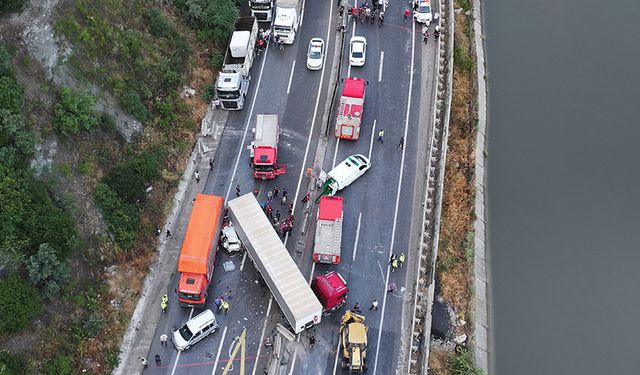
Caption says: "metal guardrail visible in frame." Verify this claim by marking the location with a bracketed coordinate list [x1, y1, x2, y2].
[407, 0, 455, 373]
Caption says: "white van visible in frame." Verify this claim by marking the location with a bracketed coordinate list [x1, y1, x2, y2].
[319, 154, 371, 196]
[172, 309, 219, 351]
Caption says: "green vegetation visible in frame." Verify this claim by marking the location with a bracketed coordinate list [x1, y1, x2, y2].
[458, 0, 472, 12]
[0, 76, 24, 113]
[146, 8, 174, 37]
[448, 347, 484, 375]
[173, 0, 240, 45]
[0, 0, 27, 14]
[0, 351, 28, 375]
[454, 41, 475, 73]
[0, 275, 44, 334]
[210, 49, 224, 70]
[53, 88, 100, 137]
[27, 243, 70, 299]
[202, 82, 217, 102]
[43, 355, 74, 375]
[464, 230, 475, 263]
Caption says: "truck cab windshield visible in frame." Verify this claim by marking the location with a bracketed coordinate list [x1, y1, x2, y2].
[251, 1, 271, 9]
[217, 90, 240, 99]
[274, 26, 291, 33]
[178, 292, 201, 301]
[254, 165, 275, 171]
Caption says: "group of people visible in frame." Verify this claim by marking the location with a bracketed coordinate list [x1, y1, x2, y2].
[422, 24, 442, 44]
[260, 186, 296, 236]
[257, 28, 285, 53]
[347, 2, 385, 26]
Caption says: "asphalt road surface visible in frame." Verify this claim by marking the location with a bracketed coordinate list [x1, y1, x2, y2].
[143, 0, 438, 373]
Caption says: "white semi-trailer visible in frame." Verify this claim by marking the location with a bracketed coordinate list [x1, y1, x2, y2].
[227, 193, 323, 333]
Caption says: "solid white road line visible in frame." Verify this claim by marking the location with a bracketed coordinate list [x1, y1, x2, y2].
[211, 326, 228, 375]
[331, 334, 342, 375]
[240, 251, 248, 271]
[332, 138, 340, 168]
[368, 119, 377, 160]
[308, 261, 316, 284]
[378, 51, 384, 82]
[251, 297, 273, 375]
[372, 16, 416, 375]
[352, 212, 362, 261]
[287, 60, 296, 94]
[290, 0, 335, 218]
[288, 348, 298, 375]
[224, 43, 270, 202]
[170, 308, 195, 375]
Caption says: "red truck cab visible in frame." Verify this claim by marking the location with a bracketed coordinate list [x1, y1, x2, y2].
[251, 114, 286, 179]
[311, 271, 349, 313]
[335, 77, 366, 140]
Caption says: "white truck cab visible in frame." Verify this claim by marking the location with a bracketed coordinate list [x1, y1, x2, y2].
[274, 0, 300, 44]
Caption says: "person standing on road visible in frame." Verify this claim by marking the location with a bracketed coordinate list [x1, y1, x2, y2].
[235, 184, 241, 197]
[353, 302, 361, 313]
[403, 8, 410, 22]
[370, 299, 379, 311]
[155, 354, 162, 366]
[160, 294, 168, 313]
[398, 136, 404, 150]
[423, 30, 429, 44]
[391, 258, 399, 272]
[288, 202, 294, 214]
[377, 129, 385, 143]
[222, 300, 230, 315]
[267, 190, 273, 202]
[275, 210, 281, 221]
[399, 252, 406, 267]
[389, 253, 397, 265]
[209, 158, 215, 169]
[281, 195, 287, 206]
[309, 335, 316, 349]
[302, 192, 311, 203]
[274, 186, 280, 197]
[160, 334, 168, 346]
[378, 11, 385, 26]
[195, 170, 200, 183]
[282, 188, 288, 198]
[387, 282, 397, 293]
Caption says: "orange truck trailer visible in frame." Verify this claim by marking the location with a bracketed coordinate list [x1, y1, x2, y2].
[176, 194, 225, 307]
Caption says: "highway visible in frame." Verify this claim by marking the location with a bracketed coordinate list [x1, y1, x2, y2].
[142, 0, 438, 373]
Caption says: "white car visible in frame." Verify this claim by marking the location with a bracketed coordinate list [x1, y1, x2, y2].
[306, 38, 325, 70]
[221, 223, 242, 253]
[414, 0, 433, 24]
[172, 309, 219, 351]
[349, 36, 367, 67]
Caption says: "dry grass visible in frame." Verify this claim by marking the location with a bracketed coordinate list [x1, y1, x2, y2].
[434, 5, 477, 373]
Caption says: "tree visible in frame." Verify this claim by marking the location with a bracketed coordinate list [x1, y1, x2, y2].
[0, 109, 35, 157]
[53, 87, 100, 137]
[0, 275, 43, 334]
[0, 43, 14, 77]
[26, 243, 69, 299]
[0, 76, 24, 113]
[0, 235, 27, 274]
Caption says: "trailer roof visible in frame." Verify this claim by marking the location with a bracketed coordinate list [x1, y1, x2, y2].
[318, 196, 343, 221]
[178, 194, 224, 274]
[254, 114, 279, 148]
[228, 194, 322, 322]
[343, 77, 365, 99]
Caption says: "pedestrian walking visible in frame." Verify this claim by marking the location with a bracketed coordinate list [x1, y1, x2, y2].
[398, 136, 404, 150]
[166, 229, 171, 238]
[387, 282, 397, 293]
[399, 252, 406, 267]
[281, 195, 287, 206]
[267, 190, 273, 202]
[160, 334, 168, 346]
[378, 11, 385, 26]
[161, 294, 168, 313]
[423, 31, 429, 44]
[309, 335, 316, 349]
[353, 302, 361, 313]
[274, 186, 280, 197]
[282, 188, 288, 198]
[195, 171, 200, 183]
[209, 158, 215, 169]
[391, 258, 399, 272]
[377, 129, 385, 143]
[155, 354, 162, 366]
[140, 357, 148, 368]
[370, 299, 379, 311]
[302, 192, 311, 203]
[389, 253, 397, 265]
[221, 300, 230, 315]
[403, 8, 410, 22]
[235, 184, 240, 197]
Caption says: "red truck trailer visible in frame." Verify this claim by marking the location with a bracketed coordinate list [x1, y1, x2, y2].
[313, 196, 343, 264]
[176, 194, 224, 307]
[311, 271, 349, 313]
[250, 114, 286, 179]
[335, 77, 366, 140]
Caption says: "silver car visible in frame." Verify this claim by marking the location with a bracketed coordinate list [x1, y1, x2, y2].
[172, 309, 219, 351]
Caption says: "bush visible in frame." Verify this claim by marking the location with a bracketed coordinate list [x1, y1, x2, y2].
[99, 111, 117, 132]
[0, 350, 28, 374]
[454, 42, 475, 73]
[119, 90, 148, 123]
[146, 8, 173, 37]
[26, 243, 69, 299]
[104, 150, 164, 205]
[210, 49, 224, 71]
[0, 275, 43, 334]
[448, 347, 484, 375]
[0, 0, 28, 14]
[53, 87, 100, 137]
[0, 109, 35, 158]
[93, 183, 138, 249]
[0, 43, 14, 78]
[43, 355, 73, 375]
[0, 76, 24, 113]
[202, 83, 216, 102]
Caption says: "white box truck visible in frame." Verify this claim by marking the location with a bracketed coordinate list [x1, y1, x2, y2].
[216, 17, 258, 110]
[227, 194, 323, 333]
[273, 0, 300, 44]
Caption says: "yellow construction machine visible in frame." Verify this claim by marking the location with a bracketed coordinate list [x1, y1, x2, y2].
[340, 310, 368, 372]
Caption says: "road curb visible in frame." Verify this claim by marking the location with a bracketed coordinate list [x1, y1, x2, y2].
[471, 0, 490, 372]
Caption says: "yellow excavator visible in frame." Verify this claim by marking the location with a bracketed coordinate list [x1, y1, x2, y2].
[340, 310, 368, 372]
